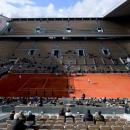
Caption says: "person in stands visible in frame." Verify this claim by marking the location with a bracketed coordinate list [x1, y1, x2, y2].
[83, 109, 93, 122]
[81, 93, 86, 100]
[9, 110, 15, 120]
[94, 111, 105, 124]
[59, 108, 65, 116]
[12, 113, 32, 130]
[26, 111, 35, 124]
[19, 111, 26, 123]
[64, 108, 75, 122]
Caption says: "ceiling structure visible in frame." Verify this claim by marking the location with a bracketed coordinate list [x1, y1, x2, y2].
[105, 0, 130, 18]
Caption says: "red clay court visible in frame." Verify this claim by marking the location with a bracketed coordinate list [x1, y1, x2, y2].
[0, 73, 130, 98]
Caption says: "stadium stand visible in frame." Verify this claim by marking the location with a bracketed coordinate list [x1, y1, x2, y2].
[0, 2, 130, 129]
[0, 15, 130, 98]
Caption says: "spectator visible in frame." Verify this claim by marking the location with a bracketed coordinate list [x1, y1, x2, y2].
[94, 111, 105, 124]
[11, 113, 31, 130]
[64, 108, 75, 122]
[26, 111, 35, 124]
[9, 110, 15, 120]
[59, 108, 65, 116]
[81, 93, 86, 100]
[83, 110, 93, 122]
[39, 97, 43, 106]
[19, 111, 26, 123]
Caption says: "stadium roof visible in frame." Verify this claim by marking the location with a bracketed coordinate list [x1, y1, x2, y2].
[106, 0, 130, 17]
[0, 0, 128, 18]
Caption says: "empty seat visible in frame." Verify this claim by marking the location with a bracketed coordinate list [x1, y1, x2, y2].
[111, 125, 123, 130]
[51, 129, 63, 130]
[75, 120, 84, 124]
[88, 125, 99, 130]
[52, 124, 64, 129]
[50, 116, 57, 120]
[86, 121, 94, 125]
[96, 121, 105, 125]
[55, 120, 64, 124]
[125, 121, 130, 125]
[58, 116, 64, 120]
[46, 120, 55, 124]
[100, 125, 111, 130]
[6, 120, 13, 125]
[123, 125, 130, 130]
[39, 129, 48, 130]
[76, 124, 86, 130]
[40, 124, 52, 129]
[65, 120, 74, 124]
[105, 116, 112, 120]
[64, 124, 75, 129]
[7, 124, 12, 130]
[65, 129, 75, 130]
[115, 121, 125, 126]
[118, 118, 127, 122]
[75, 117, 82, 120]
[106, 121, 115, 126]
[110, 117, 118, 121]
[0, 123, 7, 128]
[36, 121, 44, 125]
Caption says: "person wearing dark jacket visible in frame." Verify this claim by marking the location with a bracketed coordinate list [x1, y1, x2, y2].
[94, 111, 105, 124]
[19, 111, 26, 123]
[9, 110, 15, 120]
[12, 113, 28, 130]
[59, 108, 65, 116]
[83, 110, 93, 122]
[26, 111, 35, 124]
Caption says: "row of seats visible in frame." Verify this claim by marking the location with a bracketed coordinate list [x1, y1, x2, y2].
[12, 57, 128, 73]
[1, 121, 130, 130]
[0, 40, 129, 58]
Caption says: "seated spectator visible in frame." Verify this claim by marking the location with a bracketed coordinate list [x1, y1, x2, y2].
[12, 113, 32, 130]
[94, 111, 105, 124]
[9, 110, 15, 120]
[64, 108, 75, 122]
[39, 97, 43, 106]
[59, 108, 65, 116]
[19, 111, 26, 123]
[81, 93, 86, 100]
[83, 110, 93, 122]
[26, 111, 35, 124]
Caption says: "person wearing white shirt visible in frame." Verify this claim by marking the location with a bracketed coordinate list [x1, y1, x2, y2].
[64, 108, 75, 122]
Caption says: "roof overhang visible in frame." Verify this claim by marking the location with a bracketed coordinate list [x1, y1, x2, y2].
[105, 0, 130, 18]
